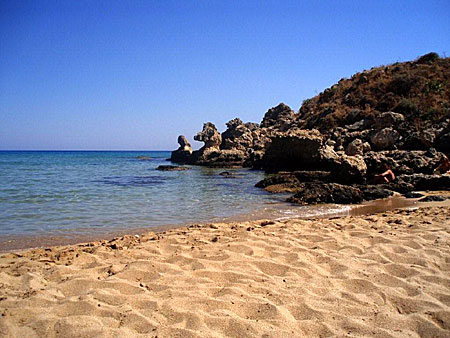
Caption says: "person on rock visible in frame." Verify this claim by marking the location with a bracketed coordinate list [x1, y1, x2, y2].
[373, 165, 395, 184]
[433, 154, 450, 175]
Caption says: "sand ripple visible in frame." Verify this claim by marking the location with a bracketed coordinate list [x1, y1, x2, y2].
[0, 206, 449, 337]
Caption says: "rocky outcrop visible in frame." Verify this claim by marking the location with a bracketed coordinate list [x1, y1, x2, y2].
[260, 103, 296, 131]
[329, 154, 367, 184]
[169, 54, 449, 203]
[287, 183, 364, 205]
[364, 149, 445, 176]
[170, 135, 193, 164]
[374, 112, 405, 129]
[400, 174, 450, 191]
[194, 123, 222, 150]
[261, 129, 324, 172]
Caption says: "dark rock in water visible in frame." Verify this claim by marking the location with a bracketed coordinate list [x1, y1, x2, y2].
[404, 192, 425, 199]
[156, 165, 190, 171]
[400, 174, 450, 190]
[359, 185, 394, 200]
[256, 171, 333, 189]
[170, 135, 193, 164]
[219, 171, 237, 178]
[287, 183, 364, 205]
[136, 156, 152, 160]
[255, 173, 299, 188]
[419, 195, 447, 202]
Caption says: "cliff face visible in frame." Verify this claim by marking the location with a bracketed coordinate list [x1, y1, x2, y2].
[171, 53, 449, 178]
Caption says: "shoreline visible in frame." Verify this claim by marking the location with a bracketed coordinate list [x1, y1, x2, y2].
[1, 204, 449, 336]
[1, 193, 448, 254]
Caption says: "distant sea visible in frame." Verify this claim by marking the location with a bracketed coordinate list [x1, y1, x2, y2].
[0, 151, 353, 250]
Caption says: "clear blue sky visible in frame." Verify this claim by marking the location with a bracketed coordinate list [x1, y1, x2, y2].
[1, 0, 449, 150]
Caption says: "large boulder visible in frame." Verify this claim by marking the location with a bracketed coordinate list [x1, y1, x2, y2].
[329, 154, 367, 184]
[375, 112, 405, 128]
[260, 103, 296, 131]
[170, 135, 193, 164]
[345, 138, 364, 156]
[261, 129, 324, 172]
[193, 148, 247, 167]
[370, 127, 399, 150]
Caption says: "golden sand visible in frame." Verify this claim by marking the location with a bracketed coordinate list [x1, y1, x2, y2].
[1, 206, 449, 337]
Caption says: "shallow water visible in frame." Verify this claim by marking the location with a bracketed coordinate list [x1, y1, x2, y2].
[0, 151, 423, 251]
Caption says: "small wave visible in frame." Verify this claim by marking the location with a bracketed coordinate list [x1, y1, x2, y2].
[93, 176, 167, 187]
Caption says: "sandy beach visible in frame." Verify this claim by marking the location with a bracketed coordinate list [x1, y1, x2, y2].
[0, 205, 449, 337]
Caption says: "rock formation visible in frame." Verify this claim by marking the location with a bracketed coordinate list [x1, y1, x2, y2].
[169, 53, 450, 203]
[170, 135, 193, 164]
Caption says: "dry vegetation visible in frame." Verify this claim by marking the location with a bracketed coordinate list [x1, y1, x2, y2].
[298, 53, 450, 132]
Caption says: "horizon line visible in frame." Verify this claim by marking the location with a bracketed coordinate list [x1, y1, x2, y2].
[0, 149, 172, 152]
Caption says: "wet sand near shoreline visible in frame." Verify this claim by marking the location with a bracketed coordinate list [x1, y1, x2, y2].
[1, 193, 447, 253]
[1, 203, 449, 337]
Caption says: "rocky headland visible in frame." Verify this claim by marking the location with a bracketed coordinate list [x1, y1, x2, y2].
[171, 53, 450, 204]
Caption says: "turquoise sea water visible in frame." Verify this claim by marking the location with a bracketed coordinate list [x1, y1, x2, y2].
[0, 151, 287, 239]
[0, 151, 417, 250]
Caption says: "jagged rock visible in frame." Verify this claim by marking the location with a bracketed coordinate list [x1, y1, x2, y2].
[255, 173, 299, 188]
[329, 154, 367, 184]
[287, 183, 364, 205]
[221, 118, 268, 154]
[370, 128, 399, 150]
[400, 174, 450, 190]
[402, 130, 435, 150]
[260, 103, 296, 131]
[262, 129, 324, 172]
[170, 135, 193, 164]
[358, 185, 394, 200]
[364, 150, 444, 176]
[156, 165, 190, 171]
[255, 170, 333, 193]
[345, 139, 364, 156]
[194, 122, 222, 150]
[375, 112, 405, 128]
